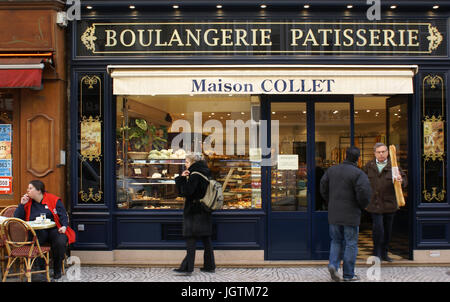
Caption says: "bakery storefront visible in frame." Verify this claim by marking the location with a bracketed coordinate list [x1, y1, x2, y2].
[70, 2, 449, 264]
[0, 1, 68, 212]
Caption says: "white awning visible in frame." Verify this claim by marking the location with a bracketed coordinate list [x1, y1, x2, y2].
[108, 65, 417, 95]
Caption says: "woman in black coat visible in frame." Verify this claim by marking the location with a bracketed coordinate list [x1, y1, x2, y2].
[174, 153, 216, 274]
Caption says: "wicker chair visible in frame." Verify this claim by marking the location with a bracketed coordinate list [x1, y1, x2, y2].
[1, 218, 51, 282]
[0, 205, 18, 217]
[0, 205, 17, 277]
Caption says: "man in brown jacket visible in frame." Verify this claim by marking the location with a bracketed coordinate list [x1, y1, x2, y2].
[363, 143, 407, 262]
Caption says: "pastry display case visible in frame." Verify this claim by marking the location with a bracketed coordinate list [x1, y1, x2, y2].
[209, 156, 261, 210]
[116, 149, 186, 210]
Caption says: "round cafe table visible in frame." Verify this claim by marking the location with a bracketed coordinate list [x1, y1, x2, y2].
[0, 216, 56, 229]
[26, 220, 56, 230]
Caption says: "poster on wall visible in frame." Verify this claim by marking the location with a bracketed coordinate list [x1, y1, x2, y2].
[277, 154, 299, 170]
[80, 118, 102, 160]
[423, 120, 445, 158]
[0, 124, 12, 194]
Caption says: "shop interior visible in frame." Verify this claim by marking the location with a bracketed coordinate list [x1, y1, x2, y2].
[115, 93, 409, 259]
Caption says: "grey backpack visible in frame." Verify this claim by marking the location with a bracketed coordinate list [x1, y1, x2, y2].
[190, 172, 224, 211]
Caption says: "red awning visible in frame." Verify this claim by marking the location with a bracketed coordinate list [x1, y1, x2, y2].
[0, 58, 45, 89]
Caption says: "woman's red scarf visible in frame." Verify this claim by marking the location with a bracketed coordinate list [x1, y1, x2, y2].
[23, 192, 76, 244]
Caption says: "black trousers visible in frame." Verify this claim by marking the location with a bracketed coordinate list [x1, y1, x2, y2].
[371, 213, 395, 257]
[35, 227, 68, 273]
[179, 236, 215, 272]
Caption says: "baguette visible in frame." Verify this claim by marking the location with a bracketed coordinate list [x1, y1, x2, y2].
[389, 145, 406, 207]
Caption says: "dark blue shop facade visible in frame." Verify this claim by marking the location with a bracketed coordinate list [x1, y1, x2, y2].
[69, 1, 450, 264]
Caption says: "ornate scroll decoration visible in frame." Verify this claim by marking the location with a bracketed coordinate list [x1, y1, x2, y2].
[81, 25, 97, 53]
[422, 74, 446, 202]
[82, 75, 99, 89]
[427, 25, 443, 53]
[79, 75, 103, 203]
[80, 188, 103, 203]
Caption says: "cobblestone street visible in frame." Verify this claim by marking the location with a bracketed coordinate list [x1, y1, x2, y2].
[49, 265, 450, 282]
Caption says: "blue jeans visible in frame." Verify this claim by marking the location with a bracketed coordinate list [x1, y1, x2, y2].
[328, 224, 359, 279]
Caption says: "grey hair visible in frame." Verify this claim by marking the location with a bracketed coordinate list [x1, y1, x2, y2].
[185, 152, 204, 163]
[373, 142, 388, 152]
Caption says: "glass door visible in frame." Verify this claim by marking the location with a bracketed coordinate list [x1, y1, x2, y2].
[311, 101, 351, 259]
[266, 97, 352, 260]
[267, 101, 309, 259]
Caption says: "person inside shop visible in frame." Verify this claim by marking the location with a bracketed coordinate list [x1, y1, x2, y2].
[174, 153, 216, 275]
[315, 157, 326, 211]
[362, 142, 407, 262]
[320, 147, 372, 282]
[14, 180, 76, 280]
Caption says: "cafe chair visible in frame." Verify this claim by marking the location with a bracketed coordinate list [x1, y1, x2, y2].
[1, 218, 51, 282]
[0, 205, 17, 278]
[0, 205, 18, 218]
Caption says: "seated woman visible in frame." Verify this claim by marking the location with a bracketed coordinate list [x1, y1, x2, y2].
[14, 180, 76, 280]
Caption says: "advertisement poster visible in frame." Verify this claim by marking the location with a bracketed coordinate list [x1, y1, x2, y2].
[424, 120, 445, 157]
[277, 154, 299, 170]
[81, 119, 101, 159]
[0, 124, 12, 194]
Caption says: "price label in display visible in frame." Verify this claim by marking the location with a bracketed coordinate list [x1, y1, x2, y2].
[0, 177, 12, 194]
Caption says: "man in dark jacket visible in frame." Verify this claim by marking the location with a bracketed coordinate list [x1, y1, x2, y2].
[174, 153, 215, 275]
[363, 142, 407, 262]
[320, 146, 372, 282]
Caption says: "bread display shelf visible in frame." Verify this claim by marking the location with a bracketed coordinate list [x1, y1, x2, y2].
[118, 153, 185, 210]
[209, 156, 262, 209]
[129, 159, 185, 165]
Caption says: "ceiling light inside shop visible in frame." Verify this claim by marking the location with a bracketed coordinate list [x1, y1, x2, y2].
[261, 5, 267, 9]
[129, 5, 135, 9]
[304, 4, 310, 9]
[216, 5, 223, 9]
[433, 5, 439, 9]
[347, 5, 353, 9]
[86, 5, 93, 9]
[173, 5, 179, 9]
[390, 5, 397, 9]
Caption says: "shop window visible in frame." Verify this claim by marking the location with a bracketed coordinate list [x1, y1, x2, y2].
[116, 95, 261, 210]
[0, 93, 14, 200]
[421, 73, 447, 203]
[78, 74, 104, 204]
[270, 102, 308, 212]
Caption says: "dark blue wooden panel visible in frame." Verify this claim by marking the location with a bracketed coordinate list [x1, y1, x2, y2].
[72, 218, 110, 250]
[268, 213, 309, 259]
[417, 217, 450, 248]
[215, 216, 264, 248]
[114, 214, 264, 249]
[311, 212, 330, 260]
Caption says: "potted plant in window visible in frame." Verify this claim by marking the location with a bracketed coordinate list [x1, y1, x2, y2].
[119, 118, 167, 159]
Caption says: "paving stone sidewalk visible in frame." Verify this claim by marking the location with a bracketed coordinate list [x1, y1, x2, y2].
[47, 265, 450, 282]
